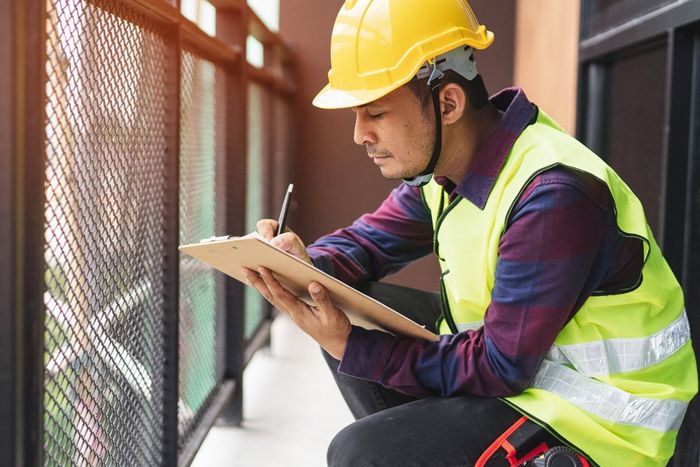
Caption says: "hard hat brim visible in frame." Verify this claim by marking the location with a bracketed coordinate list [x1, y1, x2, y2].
[312, 82, 400, 109]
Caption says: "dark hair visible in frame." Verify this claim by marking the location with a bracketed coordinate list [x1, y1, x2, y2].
[406, 71, 490, 113]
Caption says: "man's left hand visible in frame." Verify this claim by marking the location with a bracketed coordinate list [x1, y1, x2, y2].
[242, 266, 352, 360]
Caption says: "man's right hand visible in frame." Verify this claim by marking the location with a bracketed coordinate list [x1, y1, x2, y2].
[256, 219, 312, 265]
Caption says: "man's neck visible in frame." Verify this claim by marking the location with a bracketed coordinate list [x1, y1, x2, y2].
[434, 102, 503, 184]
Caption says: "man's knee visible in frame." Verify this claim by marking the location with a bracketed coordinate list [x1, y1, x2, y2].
[327, 422, 378, 467]
[327, 423, 358, 467]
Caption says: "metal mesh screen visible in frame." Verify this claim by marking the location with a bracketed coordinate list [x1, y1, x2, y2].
[44, 1, 170, 465]
[178, 51, 227, 445]
[244, 82, 267, 339]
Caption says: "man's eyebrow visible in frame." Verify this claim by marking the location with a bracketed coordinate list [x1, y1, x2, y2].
[354, 102, 386, 111]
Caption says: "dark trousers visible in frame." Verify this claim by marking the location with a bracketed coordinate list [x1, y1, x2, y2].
[323, 282, 556, 467]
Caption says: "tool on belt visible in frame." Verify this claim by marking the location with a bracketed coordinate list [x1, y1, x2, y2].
[476, 416, 591, 467]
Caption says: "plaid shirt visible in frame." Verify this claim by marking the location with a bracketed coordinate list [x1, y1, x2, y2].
[307, 88, 642, 398]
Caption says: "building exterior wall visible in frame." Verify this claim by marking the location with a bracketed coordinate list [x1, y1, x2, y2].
[514, 0, 581, 135]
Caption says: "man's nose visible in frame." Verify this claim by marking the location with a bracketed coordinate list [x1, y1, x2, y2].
[353, 113, 377, 146]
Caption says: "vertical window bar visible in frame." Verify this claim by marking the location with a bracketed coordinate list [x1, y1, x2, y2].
[161, 24, 182, 467]
[582, 62, 609, 158]
[673, 32, 700, 467]
[0, 1, 34, 465]
[660, 27, 694, 275]
[216, 6, 248, 427]
[0, 1, 17, 463]
[682, 30, 700, 298]
[24, 0, 49, 465]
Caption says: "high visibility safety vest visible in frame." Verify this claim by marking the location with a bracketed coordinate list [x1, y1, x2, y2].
[421, 109, 697, 466]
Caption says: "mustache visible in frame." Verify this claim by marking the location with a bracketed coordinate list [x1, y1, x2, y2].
[366, 146, 394, 158]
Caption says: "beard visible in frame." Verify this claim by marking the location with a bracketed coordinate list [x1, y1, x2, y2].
[366, 137, 434, 180]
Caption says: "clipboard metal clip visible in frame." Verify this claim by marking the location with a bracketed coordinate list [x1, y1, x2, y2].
[199, 235, 233, 243]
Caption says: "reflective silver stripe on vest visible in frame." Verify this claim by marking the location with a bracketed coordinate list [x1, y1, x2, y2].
[531, 360, 688, 432]
[456, 321, 484, 332]
[545, 311, 691, 376]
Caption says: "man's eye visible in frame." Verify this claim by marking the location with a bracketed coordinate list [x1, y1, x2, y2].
[368, 112, 384, 119]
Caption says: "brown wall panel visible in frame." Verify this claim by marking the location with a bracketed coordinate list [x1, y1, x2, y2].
[514, 0, 580, 135]
[473, 0, 518, 95]
[280, 0, 516, 290]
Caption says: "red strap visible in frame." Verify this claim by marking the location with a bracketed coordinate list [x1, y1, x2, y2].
[502, 439, 517, 457]
[505, 440, 549, 467]
[475, 415, 589, 467]
[475, 416, 528, 467]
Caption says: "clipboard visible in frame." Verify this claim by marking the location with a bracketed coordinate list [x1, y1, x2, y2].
[179, 234, 438, 341]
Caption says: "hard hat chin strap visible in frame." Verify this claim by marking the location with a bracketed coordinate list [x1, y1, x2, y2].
[403, 66, 444, 187]
[403, 46, 477, 187]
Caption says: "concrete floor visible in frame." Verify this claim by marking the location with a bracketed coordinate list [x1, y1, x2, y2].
[191, 315, 353, 467]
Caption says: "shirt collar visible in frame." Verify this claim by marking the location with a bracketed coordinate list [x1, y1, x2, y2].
[434, 87, 536, 209]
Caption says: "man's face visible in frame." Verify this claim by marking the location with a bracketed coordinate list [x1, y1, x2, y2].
[352, 85, 434, 180]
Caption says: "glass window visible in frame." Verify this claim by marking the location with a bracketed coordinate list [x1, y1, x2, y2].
[181, 0, 216, 36]
[247, 0, 279, 32]
[246, 35, 264, 68]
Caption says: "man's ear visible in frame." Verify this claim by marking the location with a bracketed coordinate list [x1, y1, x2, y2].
[440, 83, 467, 125]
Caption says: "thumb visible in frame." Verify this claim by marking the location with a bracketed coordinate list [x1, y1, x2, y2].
[272, 232, 304, 256]
[308, 282, 329, 307]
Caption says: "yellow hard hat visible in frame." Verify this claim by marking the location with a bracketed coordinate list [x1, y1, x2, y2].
[313, 0, 494, 109]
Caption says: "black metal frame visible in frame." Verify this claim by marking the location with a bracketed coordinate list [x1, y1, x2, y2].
[582, 0, 675, 37]
[1, 4, 51, 466]
[162, 23, 183, 467]
[0, 2, 20, 465]
[578, 2, 700, 465]
[678, 28, 700, 467]
[214, 5, 248, 430]
[14, 1, 51, 465]
[661, 25, 696, 280]
[580, 1, 700, 61]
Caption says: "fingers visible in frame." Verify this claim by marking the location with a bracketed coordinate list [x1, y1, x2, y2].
[270, 232, 312, 265]
[258, 267, 299, 308]
[308, 282, 329, 309]
[253, 270, 349, 360]
[241, 267, 272, 301]
[308, 282, 337, 324]
[270, 232, 300, 252]
[256, 221, 310, 263]
[256, 267, 312, 323]
[256, 219, 278, 241]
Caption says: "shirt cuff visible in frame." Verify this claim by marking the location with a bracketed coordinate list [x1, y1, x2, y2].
[338, 325, 393, 382]
[307, 248, 332, 275]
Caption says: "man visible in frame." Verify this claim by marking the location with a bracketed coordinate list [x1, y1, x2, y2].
[242, 0, 697, 465]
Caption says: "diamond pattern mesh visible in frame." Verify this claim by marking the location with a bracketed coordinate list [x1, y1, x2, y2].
[44, 1, 169, 465]
[178, 51, 227, 445]
[37, 0, 295, 463]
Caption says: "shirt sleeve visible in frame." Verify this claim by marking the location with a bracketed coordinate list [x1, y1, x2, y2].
[338, 169, 620, 398]
[306, 182, 434, 285]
